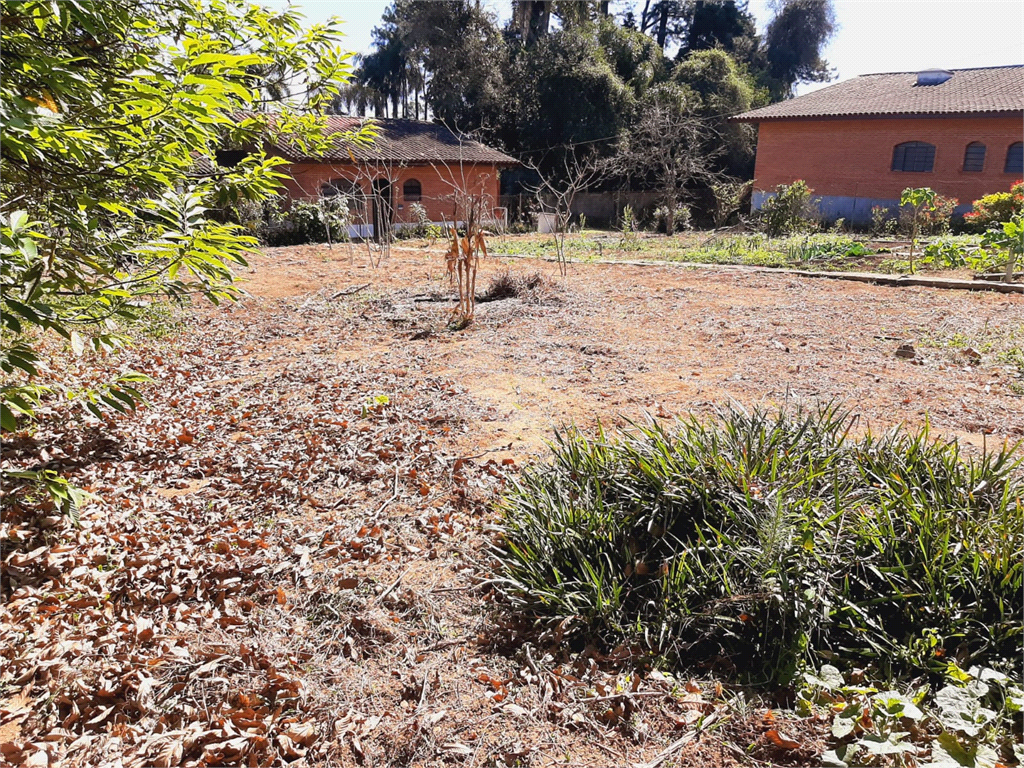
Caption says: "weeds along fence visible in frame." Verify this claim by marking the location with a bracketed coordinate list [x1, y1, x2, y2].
[501, 192, 663, 228]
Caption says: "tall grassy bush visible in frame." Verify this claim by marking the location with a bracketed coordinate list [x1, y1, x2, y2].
[755, 180, 821, 236]
[494, 405, 1023, 685]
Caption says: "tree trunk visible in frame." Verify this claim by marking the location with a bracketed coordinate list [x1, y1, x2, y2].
[520, 0, 552, 45]
[639, 0, 654, 32]
[656, 4, 669, 47]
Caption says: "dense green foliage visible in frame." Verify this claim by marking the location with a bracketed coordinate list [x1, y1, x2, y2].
[495, 405, 1023, 685]
[343, 0, 835, 182]
[1, 0, 366, 506]
[755, 180, 820, 235]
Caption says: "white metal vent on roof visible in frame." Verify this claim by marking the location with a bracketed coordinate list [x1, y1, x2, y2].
[917, 69, 953, 85]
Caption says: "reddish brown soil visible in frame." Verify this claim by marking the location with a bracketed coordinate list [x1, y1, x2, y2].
[247, 243, 1024, 454]
[2, 243, 1020, 768]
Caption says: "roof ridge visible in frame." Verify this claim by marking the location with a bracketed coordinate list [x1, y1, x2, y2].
[859, 63, 1024, 77]
[731, 64, 1024, 122]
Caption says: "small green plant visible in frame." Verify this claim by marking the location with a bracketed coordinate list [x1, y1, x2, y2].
[360, 393, 390, 418]
[871, 205, 899, 237]
[400, 202, 442, 242]
[900, 193, 958, 237]
[801, 663, 1023, 768]
[980, 212, 1023, 282]
[899, 187, 937, 273]
[756, 180, 820, 236]
[619, 204, 640, 250]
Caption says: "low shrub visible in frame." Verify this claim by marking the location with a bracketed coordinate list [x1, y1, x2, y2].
[801, 662, 1023, 768]
[779, 233, 871, 264]
[618, 204, 641, 250]
[755, 180, 820, 236]
[494, 404, 1022, 685]
[870, 205, 900, 237]
[262, 198, 351, 247]
[961, 181, 1024, 233]
[395, 201, 443, 241]
[651, 204, 692, 234]
[479, 268, 558, 303]
[981, 212, 1024, 281]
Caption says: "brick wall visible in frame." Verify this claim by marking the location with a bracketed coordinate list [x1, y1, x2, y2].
[752, 115, 1023, 207]
[278, 160, 503, 227]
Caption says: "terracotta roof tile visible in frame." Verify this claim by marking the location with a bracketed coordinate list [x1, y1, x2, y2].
[732, 65, 1024, 122]
[272, 116, 519, 166]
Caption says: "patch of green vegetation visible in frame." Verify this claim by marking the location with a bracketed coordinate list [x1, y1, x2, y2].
[801, 662, 1023, 768]
[494, 404, 1023, 686]
[492, 232, 1003, 276]
[125, 300, 187, 340]
[919, 321, 1024, 380]
[493, 232, 885, 271]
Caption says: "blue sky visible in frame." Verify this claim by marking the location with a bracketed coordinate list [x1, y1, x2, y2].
[273, 0, 1024, 94]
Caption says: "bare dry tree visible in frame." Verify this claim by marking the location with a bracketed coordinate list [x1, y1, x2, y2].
[609, 90, 725, 236]
[428, 130, 504, 324]
[344, 158, 406, 267]
[709, 178, 753, 229]
[526, 149, 607, 277]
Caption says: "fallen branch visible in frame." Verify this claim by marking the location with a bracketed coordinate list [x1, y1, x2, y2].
[331, 283, 370, 300]
[632, 711, 722, 768]
[372, 566, 411, 607]
[420, 638, 468, 653]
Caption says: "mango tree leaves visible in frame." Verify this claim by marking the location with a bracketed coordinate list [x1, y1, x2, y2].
[0, 0, 374, 436]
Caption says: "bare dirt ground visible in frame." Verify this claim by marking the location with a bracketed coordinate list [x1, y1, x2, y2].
[254, 243, 1024, 453]
[2, 243, 1021, 768]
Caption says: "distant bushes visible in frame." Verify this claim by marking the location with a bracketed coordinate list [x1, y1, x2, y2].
[961, 180, 1023, 233]
[651, 203, 692, 234]
[755, 180, 820, 236]
[232, 197, 352, 247]
[494, 404, 1023, 684]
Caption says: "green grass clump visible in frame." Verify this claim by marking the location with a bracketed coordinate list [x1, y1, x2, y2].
[494, 405, 1023, 685]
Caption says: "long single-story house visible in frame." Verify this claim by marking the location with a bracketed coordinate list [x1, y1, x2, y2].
[731, 65, 1024, 223]
[266, 117, 518, 239]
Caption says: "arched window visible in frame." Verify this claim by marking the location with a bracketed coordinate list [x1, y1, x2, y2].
[321, 178, 364, 210]
[1005, 142, 1023, 174]
[403, 178, 422, 202]
[962, 142, 986, 172]
[892, 141, 936, 172]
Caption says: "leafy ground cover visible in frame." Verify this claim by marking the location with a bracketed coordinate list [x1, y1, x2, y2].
[3, 247, 1023, 766]
[481, 231, 992, 275]
[496, 405, 1022, 682]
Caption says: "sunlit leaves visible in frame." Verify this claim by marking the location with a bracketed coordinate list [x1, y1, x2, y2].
[0, 0, 366, 435]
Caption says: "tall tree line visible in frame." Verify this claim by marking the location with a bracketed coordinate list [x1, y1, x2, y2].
[333, 0, 836, 182]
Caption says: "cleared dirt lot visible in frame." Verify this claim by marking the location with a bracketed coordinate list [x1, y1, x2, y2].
[3, 243, 1021, 767]
[250, 243, 1024, 453]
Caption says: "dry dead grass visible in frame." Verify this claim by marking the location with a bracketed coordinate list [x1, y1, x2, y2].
[2, 243, 1021, 767]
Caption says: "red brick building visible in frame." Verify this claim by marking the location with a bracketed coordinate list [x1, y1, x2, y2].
[732, 66, 1024, 223]
[269, 117, 518, 238]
